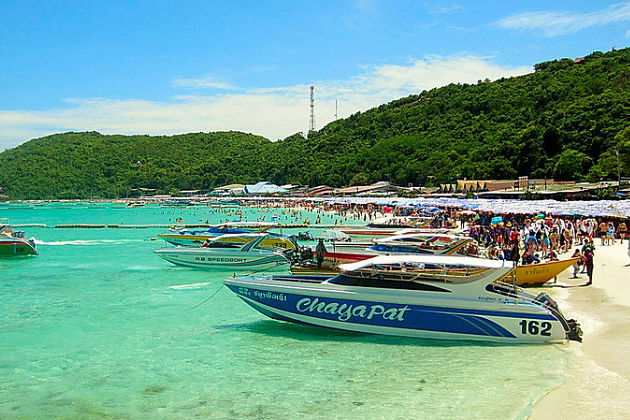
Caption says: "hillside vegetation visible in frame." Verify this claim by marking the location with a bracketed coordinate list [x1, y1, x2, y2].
[1, 47, 629, 199]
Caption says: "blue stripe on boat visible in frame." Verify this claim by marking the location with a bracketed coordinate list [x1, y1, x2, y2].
[229, 285, 530, 338]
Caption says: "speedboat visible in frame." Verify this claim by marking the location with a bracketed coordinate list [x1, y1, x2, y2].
[126, 201, 146, 207]
[337, 227, 451, 240]
[0, 224, 38, 257]
[154, 233, 290, 271]
[309, 233, 475, 264]
[157, 226, 297, 250]
[367, 216, 434, 228]
[157, 225, 255, 245]
[224, 255, 582, 343]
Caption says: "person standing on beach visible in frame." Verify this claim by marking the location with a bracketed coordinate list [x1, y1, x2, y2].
[571, 249, 582, 278]
[599, 220, 608, 246]
[316, 239, 326, 269]
[607, 222, 616, 245]
[618, 220, 627, 244]
[583, 240, 595, 285]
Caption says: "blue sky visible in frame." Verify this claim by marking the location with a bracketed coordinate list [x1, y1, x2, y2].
[1, 0, 629, 150]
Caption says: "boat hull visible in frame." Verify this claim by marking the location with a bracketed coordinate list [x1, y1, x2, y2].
[224, 277, 567, 343]
[158, 233, 295, 250]
[0, 239, 37, 257]
[154, 248, 289, 271]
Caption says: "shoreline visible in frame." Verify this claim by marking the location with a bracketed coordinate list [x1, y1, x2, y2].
[529, 242, 630, 419]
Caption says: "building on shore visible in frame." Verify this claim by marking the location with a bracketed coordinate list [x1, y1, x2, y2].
[212, 184, 245, 196]
[307, 185, 335, 197]
[281, 184, 309, 196]
[335, 181, 398, 196]
[244, 181, 287, 195]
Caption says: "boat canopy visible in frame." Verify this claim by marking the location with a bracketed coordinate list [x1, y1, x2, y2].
[338, 255, 513, 272]
[210, 233, 268, 241]
[376, 233, 471, 243]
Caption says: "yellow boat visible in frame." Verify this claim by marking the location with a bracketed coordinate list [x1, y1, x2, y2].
[503, 258, 580, 286]
[158, 227, 297, 251]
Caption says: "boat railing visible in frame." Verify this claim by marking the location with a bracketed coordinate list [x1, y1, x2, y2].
[343, 265, 491, 285]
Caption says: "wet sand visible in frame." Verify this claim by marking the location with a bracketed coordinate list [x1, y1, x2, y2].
[529, 241, 630, 419]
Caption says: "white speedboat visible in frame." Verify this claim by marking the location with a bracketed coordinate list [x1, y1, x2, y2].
[314, 233, 474, 263]
[337, 227, 451, 240]
[225, 255, 582, 343]
[154, 234, 289, 271]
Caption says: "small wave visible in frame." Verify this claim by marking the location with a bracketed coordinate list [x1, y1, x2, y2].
[124, 265, 166, 271]
[169, 282, 212, 290]
[35, 239, 147, 246]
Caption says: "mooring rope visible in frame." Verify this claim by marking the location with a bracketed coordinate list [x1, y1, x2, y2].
[185, 285, 224, 311]
[185, 259, 290, 311]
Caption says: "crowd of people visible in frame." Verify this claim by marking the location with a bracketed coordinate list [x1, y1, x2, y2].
[449, 211, 630, 284]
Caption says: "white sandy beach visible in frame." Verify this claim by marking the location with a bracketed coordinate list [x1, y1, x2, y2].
[529, 240, 630, 419]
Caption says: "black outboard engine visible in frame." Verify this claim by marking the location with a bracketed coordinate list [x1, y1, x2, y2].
[536, 293, 583, 342]
[288, 246, 314, 265]
[534, 292, 559, 312]
[300, 246, 314, 261]
[566, 319, 583, 342]
[295, 231, 314, 241]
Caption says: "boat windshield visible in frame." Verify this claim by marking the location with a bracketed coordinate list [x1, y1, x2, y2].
[339, 261, 494, 284]
[204, 242, 242, 249]
[327, 272, 452, 292]
[370, 244, 433, 254]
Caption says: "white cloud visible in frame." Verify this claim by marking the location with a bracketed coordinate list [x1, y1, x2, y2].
[0, 56, 531, 150]
[497, 2, 630, 36]
[172, 76, 236, 90]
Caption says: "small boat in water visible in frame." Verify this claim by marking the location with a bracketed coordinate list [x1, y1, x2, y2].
[0, 224, 38, 257]
[126, 201, 146, 207]
[225, 255, 582, 343]
[158, 225, 256, 245]
[157, 225, 297, 250]
[154, 234, 290, 271]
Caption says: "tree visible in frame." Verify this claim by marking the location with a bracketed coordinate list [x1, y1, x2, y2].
[554, 149, 592, 181]
[349, 173, 368, 186]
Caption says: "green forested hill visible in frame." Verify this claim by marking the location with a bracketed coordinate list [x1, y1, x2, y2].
[0, 131, 274, 199]
[1, 48, 629, 199]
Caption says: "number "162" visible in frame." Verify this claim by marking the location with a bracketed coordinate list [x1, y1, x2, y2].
[518, 320, 552, 336]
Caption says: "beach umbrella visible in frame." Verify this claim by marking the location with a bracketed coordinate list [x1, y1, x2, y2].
[318, 229, 351, 242]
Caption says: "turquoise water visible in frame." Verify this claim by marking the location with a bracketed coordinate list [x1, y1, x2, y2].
[1, 203, 571, 419]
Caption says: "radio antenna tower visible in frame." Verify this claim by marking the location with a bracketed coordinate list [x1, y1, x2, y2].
[309, 85, 315, 134]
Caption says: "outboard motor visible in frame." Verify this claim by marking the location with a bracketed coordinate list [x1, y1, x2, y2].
[534, 292, 559, 312]
[299, 246, 314, 261]
[566, 319, 583, 342]
[535, 293, 583, 342]
[296, 231, 314, 241]
[288, 246, 314, 265]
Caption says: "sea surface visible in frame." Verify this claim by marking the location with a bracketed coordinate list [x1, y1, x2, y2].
[0, 202, 574, 419]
